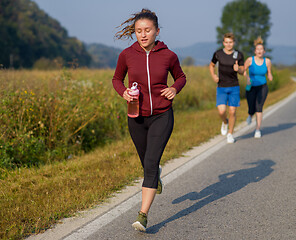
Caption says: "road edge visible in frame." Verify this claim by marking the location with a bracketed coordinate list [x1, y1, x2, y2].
[27, 85, 296, 240]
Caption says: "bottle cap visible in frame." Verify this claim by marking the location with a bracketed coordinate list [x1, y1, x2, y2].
[129, 82, 139, 95]
[131, 82, 138, 90]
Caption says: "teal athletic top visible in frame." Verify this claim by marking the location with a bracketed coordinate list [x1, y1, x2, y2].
[249, 56, 267, 86]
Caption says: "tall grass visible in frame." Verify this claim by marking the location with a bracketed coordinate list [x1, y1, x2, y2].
[0, 66, 289, 170]
[0, 69, 127, 169]
[0, 66, 295, 239]
[0, 67, 214, 169]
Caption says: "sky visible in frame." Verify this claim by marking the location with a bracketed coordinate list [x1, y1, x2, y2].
[32, 0, 296, 50]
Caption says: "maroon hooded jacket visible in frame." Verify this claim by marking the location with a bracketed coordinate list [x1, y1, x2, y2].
[112, 41, 186, 116]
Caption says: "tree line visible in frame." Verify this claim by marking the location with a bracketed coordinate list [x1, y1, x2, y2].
[0, 0, 91, 69]
[0, 0, 271, 69]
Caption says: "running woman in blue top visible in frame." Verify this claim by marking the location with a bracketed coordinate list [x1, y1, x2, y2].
[244, 36, 273, 138]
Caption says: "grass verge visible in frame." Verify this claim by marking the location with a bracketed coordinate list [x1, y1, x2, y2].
[1, 72, 296, 239]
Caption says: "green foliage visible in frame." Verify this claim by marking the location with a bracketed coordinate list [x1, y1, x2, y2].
[268, 68, 291, 92]
[217, 0, 271, 57]
[181, 56, 195, 66]
[0, 67, 290, 169]
[0, 69, 127, 168]
[86, 43, 122, 69]
[0, 0, 91, 68]
[33, 57, 64, 70]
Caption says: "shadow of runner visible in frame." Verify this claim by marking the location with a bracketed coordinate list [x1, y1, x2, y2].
[237, 122, 296, 140]
[147, 159, 275, 234]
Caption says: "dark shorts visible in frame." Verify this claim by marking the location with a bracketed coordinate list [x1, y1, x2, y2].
[246, 84, 268, 115]
[216, 86, 240, 107]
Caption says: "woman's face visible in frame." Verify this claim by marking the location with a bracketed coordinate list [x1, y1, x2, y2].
[255, 44, 265, 58]
[135, 18, 159, 51]
[223, 37, 235, 52]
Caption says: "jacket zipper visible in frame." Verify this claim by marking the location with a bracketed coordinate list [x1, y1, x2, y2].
[146, 51, 153, 115]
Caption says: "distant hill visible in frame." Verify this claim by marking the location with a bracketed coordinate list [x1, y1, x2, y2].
[270, 45, 296, 66]
[86, 43, 121, 69]
[0, 0, 91, 68]
[174, 42, 296, 66]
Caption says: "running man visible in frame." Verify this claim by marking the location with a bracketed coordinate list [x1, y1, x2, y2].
[209, 33, 244, 143]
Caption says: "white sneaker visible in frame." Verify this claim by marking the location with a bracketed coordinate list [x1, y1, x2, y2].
[254, 130, 261, 138]
[227, 133, 235, 143]
[221, 121, 228, 136]
[246, 115, 252, 125]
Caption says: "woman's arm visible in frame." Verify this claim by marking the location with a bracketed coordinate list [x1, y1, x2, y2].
[112, 51, 130, 100]
[266, 58, 273, 81]
[244, 57, 252, 85]
[168, 53, 186, 96]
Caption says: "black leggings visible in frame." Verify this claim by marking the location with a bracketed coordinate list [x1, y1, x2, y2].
[128, 108, 174, 189]
[246, 84, 268, 116]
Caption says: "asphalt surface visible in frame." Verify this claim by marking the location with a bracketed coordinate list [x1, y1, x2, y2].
[58, 90, 296, 240]
[28, 89, 296, 240]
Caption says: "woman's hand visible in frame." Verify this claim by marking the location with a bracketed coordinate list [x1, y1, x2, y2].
[244, 72, 251, 85]
[247, 78, 251, 85]
[123, 88, 133, 102]
[268, 72, 273, 81]
[160, 87, 177, 100]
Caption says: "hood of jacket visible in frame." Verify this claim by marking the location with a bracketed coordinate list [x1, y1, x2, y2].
[131, 40, 168, 53]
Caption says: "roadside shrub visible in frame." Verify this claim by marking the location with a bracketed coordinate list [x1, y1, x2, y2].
[0, 67, 289, 169]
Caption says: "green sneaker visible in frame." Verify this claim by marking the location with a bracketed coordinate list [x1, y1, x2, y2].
[132, 211, 147, 232]
[156, 166, 162, 194]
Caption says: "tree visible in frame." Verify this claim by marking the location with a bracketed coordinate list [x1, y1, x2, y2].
[216, 0, 271, 57]
[181, 56, 195, 66]
[0, 0, 91, 68]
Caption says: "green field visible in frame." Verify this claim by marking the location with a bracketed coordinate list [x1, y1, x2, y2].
[0, 66, 295, 239]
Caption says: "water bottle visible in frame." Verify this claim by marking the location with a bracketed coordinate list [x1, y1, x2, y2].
[127, 82, 139, 118]
[246, 84, 252, 91]
[246, 79, 252, 91]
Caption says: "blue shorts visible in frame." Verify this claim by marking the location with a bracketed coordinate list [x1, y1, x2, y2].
[216, 86, 240, 107]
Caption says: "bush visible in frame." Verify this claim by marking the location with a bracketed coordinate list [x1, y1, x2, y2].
[0, 67, 290, 169]
[0, 69, 127, 168]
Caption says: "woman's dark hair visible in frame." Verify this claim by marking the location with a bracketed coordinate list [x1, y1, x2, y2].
[115, 9, 158, 40]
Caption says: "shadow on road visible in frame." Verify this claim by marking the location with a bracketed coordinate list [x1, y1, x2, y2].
[237, 122, 296, 140]
[147, 159, 275, 234]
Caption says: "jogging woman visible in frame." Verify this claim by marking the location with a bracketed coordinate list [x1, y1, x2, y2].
[209, 33, 244, 143]
[112, 9, 186, 231]
[244, 36, 273, 138]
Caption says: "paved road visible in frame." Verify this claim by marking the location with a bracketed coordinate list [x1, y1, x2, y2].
[47, 90, 296, 240]
[64, 92, 296, 240]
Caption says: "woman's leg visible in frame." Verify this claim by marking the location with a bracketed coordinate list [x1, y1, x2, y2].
[246, 87, 256, 116]
[255, 84, 268, 130]
[140, 108, 174, 214]
[128, 116, 147, 168]
[140, 187, 157, 214]
[255, 112, 263, 130]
